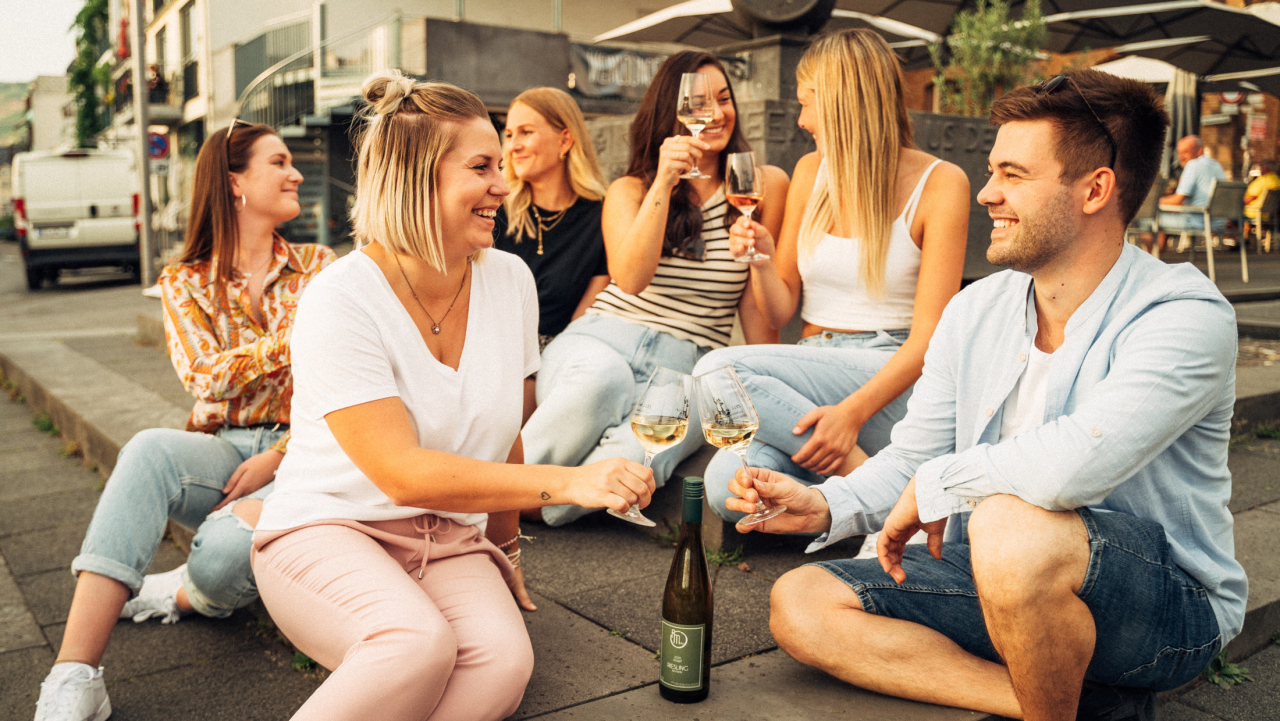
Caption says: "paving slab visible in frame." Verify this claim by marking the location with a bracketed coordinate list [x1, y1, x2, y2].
[514, 592, 661, 719]
[0, 645, 56, 720]
[0, 555, 44, 654]
[1227, 438, 1280, 513]
[1175, 644, 1280, 721]
[16, 568, 77, 626]
[1160, 701, 1222, 720]
[0, 523, 85, 577]
[537, 649, 992, 720]
[0, 463, 102, 505]
[62, 334, 190, 412]
[1229, 505, 1280, 659]
[0, 488, 99, 539]
[521, 513, 680, 603]
[97, 647, 319, 721]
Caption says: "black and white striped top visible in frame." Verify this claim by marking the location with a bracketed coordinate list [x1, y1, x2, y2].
[587, 187, 747, 349]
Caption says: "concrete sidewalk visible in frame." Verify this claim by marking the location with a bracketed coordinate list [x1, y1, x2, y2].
[2, 242, 1280, 719]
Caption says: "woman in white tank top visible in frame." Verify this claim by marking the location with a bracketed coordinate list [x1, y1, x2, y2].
[692, 30, 971, 553]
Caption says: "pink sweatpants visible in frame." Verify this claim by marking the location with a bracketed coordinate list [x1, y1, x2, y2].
[252, 516, 534, 721]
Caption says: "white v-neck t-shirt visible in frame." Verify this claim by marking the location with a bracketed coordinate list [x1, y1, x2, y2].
[999, 339, 1054, 441]
[258, 249, 540, 533]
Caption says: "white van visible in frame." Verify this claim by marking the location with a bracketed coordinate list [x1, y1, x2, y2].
[12, 149, 140, 290]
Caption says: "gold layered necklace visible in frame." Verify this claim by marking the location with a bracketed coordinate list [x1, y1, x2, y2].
[530, 205, 569, 256]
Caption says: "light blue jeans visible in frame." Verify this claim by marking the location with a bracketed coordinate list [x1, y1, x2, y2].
[692, 330, 912, 523]
[71, 425, 284, 618]
[524, 314, 709, 526]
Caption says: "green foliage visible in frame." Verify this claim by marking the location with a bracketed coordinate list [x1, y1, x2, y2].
[1255, 425, 1280, 440]
[609, 629, 627, 638]
[59, 441, 82, 458]
[1202, 649, 1252, 689]
[33, 413, 59, 436]
[706, 545, 745, 567]
[69, 0, 110, 147]
[291, 652, 317, 672]
[652, 522, 679, 548]
[929, 0, 1049, 117]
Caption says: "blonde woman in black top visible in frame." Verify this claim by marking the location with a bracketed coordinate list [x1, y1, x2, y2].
[496, 87, 610, 351]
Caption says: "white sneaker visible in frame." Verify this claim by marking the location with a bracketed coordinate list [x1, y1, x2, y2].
[1176, 235, 1192, 253]
[854, 530, 930, 560]
[34, 663, 111, 721]
[119, 564, 187, 624]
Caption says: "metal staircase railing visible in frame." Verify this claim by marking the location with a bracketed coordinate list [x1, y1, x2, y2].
[236, 11, 402, 129]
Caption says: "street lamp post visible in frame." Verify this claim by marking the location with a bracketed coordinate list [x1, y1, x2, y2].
[130, 0, 156, 286]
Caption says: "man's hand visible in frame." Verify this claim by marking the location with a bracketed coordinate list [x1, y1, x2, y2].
[726, 467, 832, 535]
[791, 405, 864, 475]
[506, 566, 537, 612]
[212, 450, 284, 511]
[877, 477, 948, 584]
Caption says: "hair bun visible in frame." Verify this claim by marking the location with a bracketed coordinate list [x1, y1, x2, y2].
[362, 70, 416, 116]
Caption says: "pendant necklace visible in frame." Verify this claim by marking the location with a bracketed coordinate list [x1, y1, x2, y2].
[392, 252, 469, 335]
[531, 204, 569, 256]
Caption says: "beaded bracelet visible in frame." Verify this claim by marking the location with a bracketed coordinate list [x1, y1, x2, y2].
[495, 530, 536, 551]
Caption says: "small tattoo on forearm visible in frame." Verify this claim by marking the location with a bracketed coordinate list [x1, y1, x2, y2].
[541, 491, 551, 500]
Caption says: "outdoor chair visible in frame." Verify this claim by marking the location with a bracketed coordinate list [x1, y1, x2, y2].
[1253, 187, 1279, 254]
[1126, 184, 1161, 250]
[1166, 179, 1248, 283]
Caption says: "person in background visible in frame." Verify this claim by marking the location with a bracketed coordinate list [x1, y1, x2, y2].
[729, 70, 1242, 720]
[1141, 134, 1226, 254]
[522, 50, 786, 527]
[496, 87, 610, 352]
[1244, 159, 1280, 243]
[692, 30, 969, 560]
[250, 72, 654, 721]
[34, 121, 334, 721]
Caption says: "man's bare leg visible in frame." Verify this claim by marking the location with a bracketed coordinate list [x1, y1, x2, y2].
[770, 566, 1023, 717]
[969, 495, 1094, 721]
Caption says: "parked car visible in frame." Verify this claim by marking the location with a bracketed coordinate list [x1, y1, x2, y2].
[12, 149, 140, 290]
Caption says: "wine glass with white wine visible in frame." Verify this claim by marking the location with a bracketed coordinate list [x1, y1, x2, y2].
[609, 367, 694, 527]
[694, 366, 786, 525]
[676, 73, 714, 179]
[725, 151, 768, 263]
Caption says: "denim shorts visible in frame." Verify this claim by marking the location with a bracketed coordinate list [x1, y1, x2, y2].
[811, 508, 1221, 690]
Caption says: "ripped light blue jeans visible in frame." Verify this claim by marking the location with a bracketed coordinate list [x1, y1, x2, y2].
[692, 330, 912, 523]
[524, 314, 709, 526]
[71, 425, 284, 618]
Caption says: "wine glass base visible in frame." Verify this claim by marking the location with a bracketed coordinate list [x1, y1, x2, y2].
[608, 506, 657, 527]
[679, 170, 708, 179]
[737, 504, 787, 526]
[734, 250, 771, 263]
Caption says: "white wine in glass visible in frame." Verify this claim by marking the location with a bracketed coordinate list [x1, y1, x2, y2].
[725, 151, 769, 262]
[676, 73, 714, 179]
[610, 367, 694, 527]
[695, 366, 786, 525]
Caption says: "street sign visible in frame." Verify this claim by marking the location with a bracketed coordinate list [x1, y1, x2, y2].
[147, 132, 170, 161]
[150, 159, 170, 175]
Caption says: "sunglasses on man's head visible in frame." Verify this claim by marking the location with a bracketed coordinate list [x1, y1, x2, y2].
[1035, 75, 1118, 171]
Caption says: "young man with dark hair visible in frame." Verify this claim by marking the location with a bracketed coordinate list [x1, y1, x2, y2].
[728, 69, 1245, 720]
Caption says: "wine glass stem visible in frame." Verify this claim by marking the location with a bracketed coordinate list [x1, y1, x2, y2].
[733, 448, 768, 514]
[743, 209, 755, 251]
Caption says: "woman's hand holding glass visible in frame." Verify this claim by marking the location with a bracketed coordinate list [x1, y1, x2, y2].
[728, 217, 777, 263]
[726, 466, 832, 535]
[655, 135, 709, 188]
[563, 457, 656, 516]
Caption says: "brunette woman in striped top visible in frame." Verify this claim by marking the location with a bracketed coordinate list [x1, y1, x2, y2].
[523, 51, 787, 527]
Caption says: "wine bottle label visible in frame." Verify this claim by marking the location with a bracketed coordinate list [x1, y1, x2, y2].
[659, 620, 706, 690]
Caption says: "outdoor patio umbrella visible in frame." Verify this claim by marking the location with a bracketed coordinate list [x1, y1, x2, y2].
[1041, 1, 1280, 75]
[592, 0, 941, 57]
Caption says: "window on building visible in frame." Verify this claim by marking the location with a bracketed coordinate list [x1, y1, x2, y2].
[180, 2, 198, 102]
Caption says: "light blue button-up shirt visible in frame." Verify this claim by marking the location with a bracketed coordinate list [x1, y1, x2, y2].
[810, 243, 1246, 645]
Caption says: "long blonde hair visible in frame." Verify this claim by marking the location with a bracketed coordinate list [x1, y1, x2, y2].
[350, 70, 490, 272]
[502, 87, 606, 242]
[796, 30, 914, 296]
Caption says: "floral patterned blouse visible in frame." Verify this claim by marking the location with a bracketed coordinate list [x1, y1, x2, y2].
[159, 235, 336, 453]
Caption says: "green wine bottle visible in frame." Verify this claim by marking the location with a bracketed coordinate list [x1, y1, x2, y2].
[659, 477, 713, 703]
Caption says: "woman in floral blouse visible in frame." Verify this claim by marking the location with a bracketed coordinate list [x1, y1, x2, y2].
[34, 121, 334, 721]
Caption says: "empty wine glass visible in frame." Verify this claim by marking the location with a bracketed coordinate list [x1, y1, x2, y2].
[609, 367, 694, 527]
[694, 366, 786, 525]
[725, 151, 768, 263]
[676, 73, 714, 179]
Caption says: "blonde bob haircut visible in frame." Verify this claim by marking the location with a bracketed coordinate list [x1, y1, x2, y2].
[795, 29, 914, 297]
[350, 70, 491, 272]
[502, 87, 607, 242]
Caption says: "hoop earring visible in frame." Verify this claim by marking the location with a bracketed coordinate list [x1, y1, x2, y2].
[236, 195, 246, 211]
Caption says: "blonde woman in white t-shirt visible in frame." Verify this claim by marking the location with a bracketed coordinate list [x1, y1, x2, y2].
[250, 72, 654, 721]
[692, 30, 970, 552]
